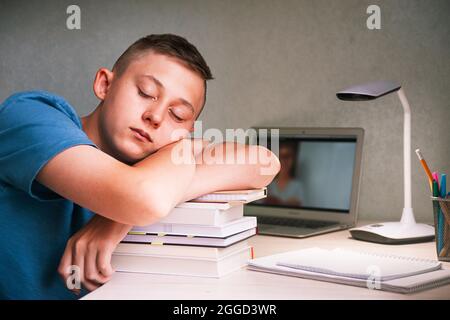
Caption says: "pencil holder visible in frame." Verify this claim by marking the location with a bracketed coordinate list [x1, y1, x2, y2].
[431, 197, 450, 261]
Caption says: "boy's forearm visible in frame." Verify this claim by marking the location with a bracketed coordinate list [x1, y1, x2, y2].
[179, 161, 252, 203]
[179, 142, 280, 203]
[132, 140, 196, 213]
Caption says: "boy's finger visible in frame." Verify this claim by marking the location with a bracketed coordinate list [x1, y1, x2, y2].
[97, 246, 115, 279]
[82, 279, 100, 292]
[58, 244, 73, 283]
[85, 247, 109, 284]
[72, 289, 81, 296]
[72, 248, 85, 292]
[73, 249, 100, 292]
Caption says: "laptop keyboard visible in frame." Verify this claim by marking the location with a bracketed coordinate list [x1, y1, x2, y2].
[256, 216, 339, 229]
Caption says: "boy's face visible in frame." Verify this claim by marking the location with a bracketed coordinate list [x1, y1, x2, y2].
[97, 52, 205, 164]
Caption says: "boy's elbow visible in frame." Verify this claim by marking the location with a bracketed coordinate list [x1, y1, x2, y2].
[133, 181, 179, 226]
[131, 197, 173, 227]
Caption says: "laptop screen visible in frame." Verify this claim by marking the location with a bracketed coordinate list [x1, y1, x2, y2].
[253, 137, 357, 213]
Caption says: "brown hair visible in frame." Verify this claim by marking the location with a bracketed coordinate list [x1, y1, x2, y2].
[112, 34, 213, 114]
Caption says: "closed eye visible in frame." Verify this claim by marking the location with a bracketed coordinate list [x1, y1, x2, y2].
[138, 88, 156, 101]
[169, 109, 184, 122]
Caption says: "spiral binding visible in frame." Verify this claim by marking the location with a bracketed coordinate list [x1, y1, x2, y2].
[334, 248, 439, 265]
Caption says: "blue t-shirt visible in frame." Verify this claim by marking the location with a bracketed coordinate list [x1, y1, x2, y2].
[0, 91, 97, 299]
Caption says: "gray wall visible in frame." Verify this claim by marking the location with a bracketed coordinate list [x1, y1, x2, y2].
[1, 0, 449, 223]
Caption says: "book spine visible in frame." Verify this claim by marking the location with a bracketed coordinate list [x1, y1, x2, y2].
[131, 217, 257, 237]
[157, 207, 217, 225]
[153, 205, 243, 226]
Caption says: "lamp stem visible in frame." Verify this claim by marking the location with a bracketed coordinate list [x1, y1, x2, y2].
[397, 88, 416, 225]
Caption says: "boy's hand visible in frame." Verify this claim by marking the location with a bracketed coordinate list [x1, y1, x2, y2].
[58, 215, 132, 294]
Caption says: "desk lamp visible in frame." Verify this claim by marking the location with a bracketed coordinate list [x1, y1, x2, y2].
[336, 81, 435, 244]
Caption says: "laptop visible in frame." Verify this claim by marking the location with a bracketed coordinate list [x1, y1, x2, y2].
[244, 127, 364, 238]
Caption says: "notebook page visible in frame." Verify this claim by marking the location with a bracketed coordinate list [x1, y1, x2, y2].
[276, 248, 441, 281]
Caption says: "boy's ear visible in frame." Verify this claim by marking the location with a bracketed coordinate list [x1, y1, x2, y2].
[93, 68, 114, 101]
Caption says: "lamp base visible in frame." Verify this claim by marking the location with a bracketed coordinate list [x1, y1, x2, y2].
[349, 222, 435, 244]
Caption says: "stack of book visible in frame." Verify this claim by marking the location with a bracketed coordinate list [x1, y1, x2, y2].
[111, 188, 266, 278]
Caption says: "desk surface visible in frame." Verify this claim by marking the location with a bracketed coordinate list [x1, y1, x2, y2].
[83, 222, 450, 300]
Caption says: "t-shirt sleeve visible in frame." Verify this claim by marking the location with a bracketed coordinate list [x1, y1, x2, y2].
[0, 94, 97, 201]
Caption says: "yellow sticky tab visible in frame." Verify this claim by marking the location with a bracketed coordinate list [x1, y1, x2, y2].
[151, 242, 164, 245]
[187, 235, 195, 238]
[157, 233, 166, 237]
[128, 231, 146, 235]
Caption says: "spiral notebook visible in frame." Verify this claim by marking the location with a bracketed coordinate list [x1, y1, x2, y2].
[248, 248, 450, 294]
[277, 248, 441, 281]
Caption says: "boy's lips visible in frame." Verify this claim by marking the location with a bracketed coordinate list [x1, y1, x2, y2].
[130, 127, 153, 143]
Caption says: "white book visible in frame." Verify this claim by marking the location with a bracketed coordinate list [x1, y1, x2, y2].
[192, 188, 267, 203]
[123, 228, 256, 247]
[112, 245, 252, 278]
[131, 216, 257, 238]
[160, 202, 243, 226]
[175, 201, 239, 210]
[247, 248, 450, 294]
[114, 239, 250, 259]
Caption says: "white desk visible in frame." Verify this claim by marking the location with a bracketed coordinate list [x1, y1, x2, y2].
[83, 222, 450, 300]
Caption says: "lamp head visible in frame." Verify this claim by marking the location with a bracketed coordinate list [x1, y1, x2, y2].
[336, 81, 401, 101]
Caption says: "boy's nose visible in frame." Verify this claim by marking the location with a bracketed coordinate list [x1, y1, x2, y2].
[148, 115, 162, 128]
[143, 109, 164, 128]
